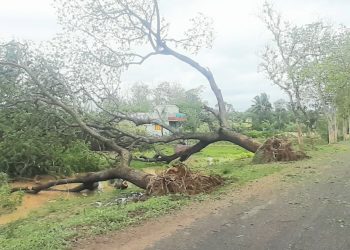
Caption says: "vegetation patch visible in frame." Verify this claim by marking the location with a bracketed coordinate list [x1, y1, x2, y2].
[0, 190, 187, 250]
[0, 173, 23, 215]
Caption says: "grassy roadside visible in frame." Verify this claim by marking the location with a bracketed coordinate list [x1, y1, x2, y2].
[0, 142, 348, 250]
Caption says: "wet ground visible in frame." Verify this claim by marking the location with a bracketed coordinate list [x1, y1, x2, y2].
[0, 167, 162, 225]
[0, 180, 80, 225]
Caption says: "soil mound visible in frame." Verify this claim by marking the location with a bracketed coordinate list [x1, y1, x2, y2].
[253, 137, 308, 164]
[147, 163, 224, 195]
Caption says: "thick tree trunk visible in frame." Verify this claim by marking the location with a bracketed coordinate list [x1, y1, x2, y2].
[220, 128, 260, 152]
[137, 128, 305, 165]
[12, 165, 154, 194]
[137, 129, 261, 163]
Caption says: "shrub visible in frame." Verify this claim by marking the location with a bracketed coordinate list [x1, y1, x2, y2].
[0, 173, 23, 214]
[245, 130, 274, 139]
[58, 141, 110, 175]
[0, 136, 110, 177]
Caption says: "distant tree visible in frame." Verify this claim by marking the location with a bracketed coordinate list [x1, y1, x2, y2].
[260, 2, 350, 145]
[128, 82, 152, 112]
[273, 99, 292, 130]
[260, 2, 314, 146]
[300, 23, 349, 143]
[248, 93, 273, 130]
[152, 82, 185, 106]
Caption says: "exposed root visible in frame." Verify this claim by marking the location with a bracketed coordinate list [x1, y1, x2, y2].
[252, 137, 308, 164]
[146, 163, 224, 195]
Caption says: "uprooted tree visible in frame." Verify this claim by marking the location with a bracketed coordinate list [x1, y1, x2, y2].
[1, 0, 306, 194]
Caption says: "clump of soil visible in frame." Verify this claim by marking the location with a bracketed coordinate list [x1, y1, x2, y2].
[252, 137, 308, 164]
[146, 163, 224, 195]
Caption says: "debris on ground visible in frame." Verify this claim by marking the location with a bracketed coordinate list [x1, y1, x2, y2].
[252, 137, 308, 164]
[146, 163, 224, 195]
[93, 192, 148, 207]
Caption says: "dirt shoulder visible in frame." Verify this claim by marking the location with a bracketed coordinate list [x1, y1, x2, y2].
[74, 145, 348, 250]
[74, 173, 282, 250]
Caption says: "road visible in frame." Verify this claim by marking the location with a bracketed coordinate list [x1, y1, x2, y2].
[148, 150, 350, 250]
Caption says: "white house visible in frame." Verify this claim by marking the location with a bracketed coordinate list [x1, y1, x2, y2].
[141, 105, 186, 136]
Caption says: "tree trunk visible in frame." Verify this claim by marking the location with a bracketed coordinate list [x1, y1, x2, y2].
[348, 117, 350, 140]
[12, 165, 154, 194]
[296, 122, 304, 150]
[327, 114, 338, 144]
[220, 128, 260, 152]
[343, 117, 349, 141]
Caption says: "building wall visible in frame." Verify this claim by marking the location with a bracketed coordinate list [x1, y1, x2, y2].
[136, 105, 184, 137]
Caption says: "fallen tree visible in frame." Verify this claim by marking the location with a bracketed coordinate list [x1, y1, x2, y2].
[1, 0, 307, 194]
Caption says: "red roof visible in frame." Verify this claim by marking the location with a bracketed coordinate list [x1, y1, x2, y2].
[168, 117, 186, 122]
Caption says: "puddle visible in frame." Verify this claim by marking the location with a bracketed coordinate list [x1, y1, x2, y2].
[0, 180, 82, 225]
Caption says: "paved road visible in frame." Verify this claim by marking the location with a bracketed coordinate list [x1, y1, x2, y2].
[148, 152, 350, 250]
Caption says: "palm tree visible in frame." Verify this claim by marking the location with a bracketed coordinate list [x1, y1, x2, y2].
[251, 93, 272, 113]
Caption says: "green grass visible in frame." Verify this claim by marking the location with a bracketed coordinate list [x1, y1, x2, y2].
[0, 189, 187, 250]
[194, 142, 254, 160]
[1, 141, 348, 250]
[131, 142, 253, 170]
[187, 143, 268, 184]
[130, 160, 163, 169]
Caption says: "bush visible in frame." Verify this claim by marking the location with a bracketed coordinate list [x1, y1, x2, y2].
[245, 130, 274, 139]
[58, 141, 110, 175]
[0, 173, 23, 214]
[0, 136, 110, 177]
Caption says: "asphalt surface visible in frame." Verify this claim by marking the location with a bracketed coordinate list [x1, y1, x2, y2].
[148, 153, 350, 250]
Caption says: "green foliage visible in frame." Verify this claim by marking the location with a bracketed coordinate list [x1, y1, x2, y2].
[244, 130, 273, 139]
[57, 141, 110, 175]
[248, 93, 273, 130]
[315, 117, 329, 142]
[0, 105, 109, 177]
[195, 143, 254, 159]
[0, 135, 108, 177]
[0, 173, 23, 214]
[176, 87, 205, 132]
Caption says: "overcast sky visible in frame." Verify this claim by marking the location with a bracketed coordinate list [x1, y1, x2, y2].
[1, 0, 350, 111]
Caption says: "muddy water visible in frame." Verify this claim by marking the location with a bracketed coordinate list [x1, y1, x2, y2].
[0, 168, 164, 225]
[0, 181, 81, 225]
